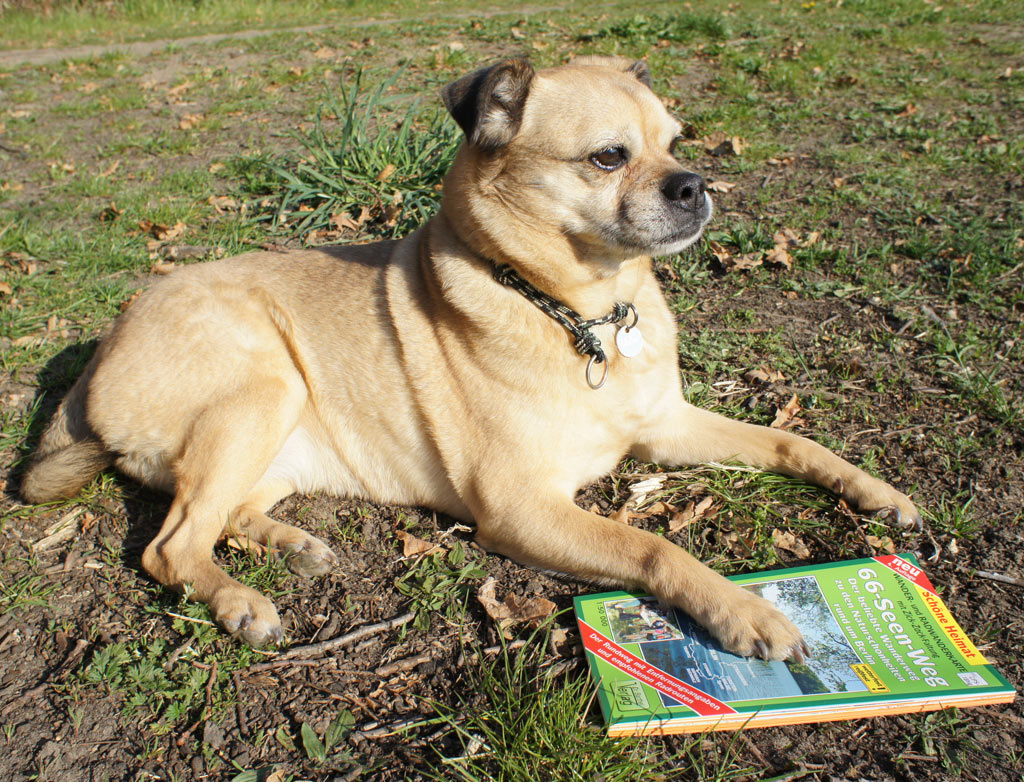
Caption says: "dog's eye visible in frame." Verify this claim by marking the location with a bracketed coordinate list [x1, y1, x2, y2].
[590, 146, 628, 171]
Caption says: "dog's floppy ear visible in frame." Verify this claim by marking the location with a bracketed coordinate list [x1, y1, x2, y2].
[442, 58, 535, 151]
[625, 59, 652, 88]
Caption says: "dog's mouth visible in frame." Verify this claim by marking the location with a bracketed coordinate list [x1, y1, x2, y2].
[614, 192, 714, 255]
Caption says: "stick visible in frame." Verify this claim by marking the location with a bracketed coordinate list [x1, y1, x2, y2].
[972, 570, 1024, 587]
[275, 612, 415, 661]
[376, 653, 433, 677]
[176, 659, 218, 747]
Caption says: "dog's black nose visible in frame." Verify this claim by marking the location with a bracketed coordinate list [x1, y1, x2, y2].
[662, 171, 706, 209]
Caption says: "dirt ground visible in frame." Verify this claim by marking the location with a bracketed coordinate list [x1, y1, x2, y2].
[1, 10, 1022, 782]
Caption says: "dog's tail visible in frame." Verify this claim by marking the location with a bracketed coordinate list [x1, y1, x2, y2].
[21, 369, 113, 505]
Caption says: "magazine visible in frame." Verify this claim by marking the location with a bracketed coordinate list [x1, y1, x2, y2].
[573, 554, 1015, 735]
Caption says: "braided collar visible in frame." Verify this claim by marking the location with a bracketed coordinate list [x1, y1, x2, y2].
[493, 264, 635, 389]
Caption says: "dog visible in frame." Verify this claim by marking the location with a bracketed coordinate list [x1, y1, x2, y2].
[21, 57, 919, 660]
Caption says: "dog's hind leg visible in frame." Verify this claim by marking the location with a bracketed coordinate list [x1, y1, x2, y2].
[142, 373, 308, 647]
[224, 476, 339, 579]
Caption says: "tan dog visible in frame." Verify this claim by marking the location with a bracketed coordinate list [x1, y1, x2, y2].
[21, 57, 918, 659]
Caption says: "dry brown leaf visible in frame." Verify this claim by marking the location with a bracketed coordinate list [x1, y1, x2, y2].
[669, 496, 715, 533]
[772, 529, 810, 558]
[764, 245, 793, 270]
[0, 281, 12, 296]
[744, 366, 786, 384]
[708, 240, 732, 263]
[706, 180, 736, 193]
[225, 535, 268, 556]
[703, 132, 745, 156]
[166, 80, 194, 98]
[773, 227, 800, 247]
[150, 261, 176, 275]
[866, 534, 896, 554]
[477, 578, 556, 638]
[610, 504, 634, 524]
[725, 253, 764, 272]
[99, 160, 120, 178]
[395, 529, 441, 557]
[139, 220, 187, 242]
[207, 195, 238, 213]
[770, 394, 805, 429]
[120, 290, 143, 311]
[376, 164, 397, 182]
[178, 113, 203, 130]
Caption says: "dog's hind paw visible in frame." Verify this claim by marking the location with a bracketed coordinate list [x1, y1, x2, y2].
[211, 584, 284, 647]
[282, 536, 339, 578]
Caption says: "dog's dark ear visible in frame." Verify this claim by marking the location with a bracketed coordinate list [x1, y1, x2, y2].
[442, 59, 535, 151]
[625, 59, 652, 89]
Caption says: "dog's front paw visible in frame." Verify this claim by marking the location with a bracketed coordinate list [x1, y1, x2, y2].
[706, 586, 808, 662]
[210, 583, 283, 647]
[837, 475, 921, 531]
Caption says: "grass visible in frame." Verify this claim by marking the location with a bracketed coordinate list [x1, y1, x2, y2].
[0, 0, 1022, 779]
[427, 630, 710, 782]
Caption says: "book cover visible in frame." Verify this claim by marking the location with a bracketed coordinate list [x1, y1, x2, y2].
[573, 554, 1016, 735]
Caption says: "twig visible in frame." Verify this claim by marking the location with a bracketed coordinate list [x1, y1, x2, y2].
[176, 659, 218, 747]
[351, 715, 432, 740]
[247, 658, 331, 673]
[970, 569, 1024, 587]
[233, 672, 248, 735]
[376, 653, 433, 677]
[165, 611, 216, 627]
[759, 768, 818, 782]
[275, 612, 415, 661]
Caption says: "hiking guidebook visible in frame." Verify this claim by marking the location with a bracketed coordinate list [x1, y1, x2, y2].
[573, 554, 1015, 735]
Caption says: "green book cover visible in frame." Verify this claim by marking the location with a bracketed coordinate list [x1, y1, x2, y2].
[573, 554, 1015, 735]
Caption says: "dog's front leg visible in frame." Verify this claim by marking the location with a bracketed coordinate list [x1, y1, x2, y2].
[632, 401, 920, 528]
[473, 494, 807, 661]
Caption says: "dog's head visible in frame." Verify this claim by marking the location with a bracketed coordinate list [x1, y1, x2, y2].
[442, 57, 712, 273]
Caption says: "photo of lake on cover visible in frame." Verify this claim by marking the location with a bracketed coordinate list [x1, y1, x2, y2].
[621, 577, 869, 707]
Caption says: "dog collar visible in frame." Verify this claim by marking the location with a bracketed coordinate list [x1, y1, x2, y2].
[493, 264, 638, 390]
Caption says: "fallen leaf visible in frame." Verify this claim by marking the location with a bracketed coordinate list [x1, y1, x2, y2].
[99, 202, 123, 222]
[208, 162, 226, 174]
[161, 245, 214, 261]
[865, 534, 895, 554]
[802, 230, 821, 246]
[725, 253, 764, 272]
[225, 535, 268, 556]
[207, 195, 238, 213]
[772, 227, 800, 248]
[178, 113, 203, 130]
[0, 281, 11, 296]
[770, 394, 804, 429]
[764, 245, 793, 269]
[313, 46, 336, 60]
[772, 529, 811, 558]
[997, 67, 1013, 79]
[120, 290, 143, 311]
[706, 179, 736, 193]
[669, 496, 715, 533]
[897, 103, 918, 117]
[376, 163, 397, 182]
[139, 219, 187, 242]
[703, 132, 745, 156]
[744, 366, 785, 384]
[395, 529, 441, 557]
[150, 261, 176, 275]
[477, 578, 556, 638]
[0, 181, 23, 192]
[166, 80, 194, 98]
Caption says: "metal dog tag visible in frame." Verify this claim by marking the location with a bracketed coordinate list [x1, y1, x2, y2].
[615, 325, 644, 357]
